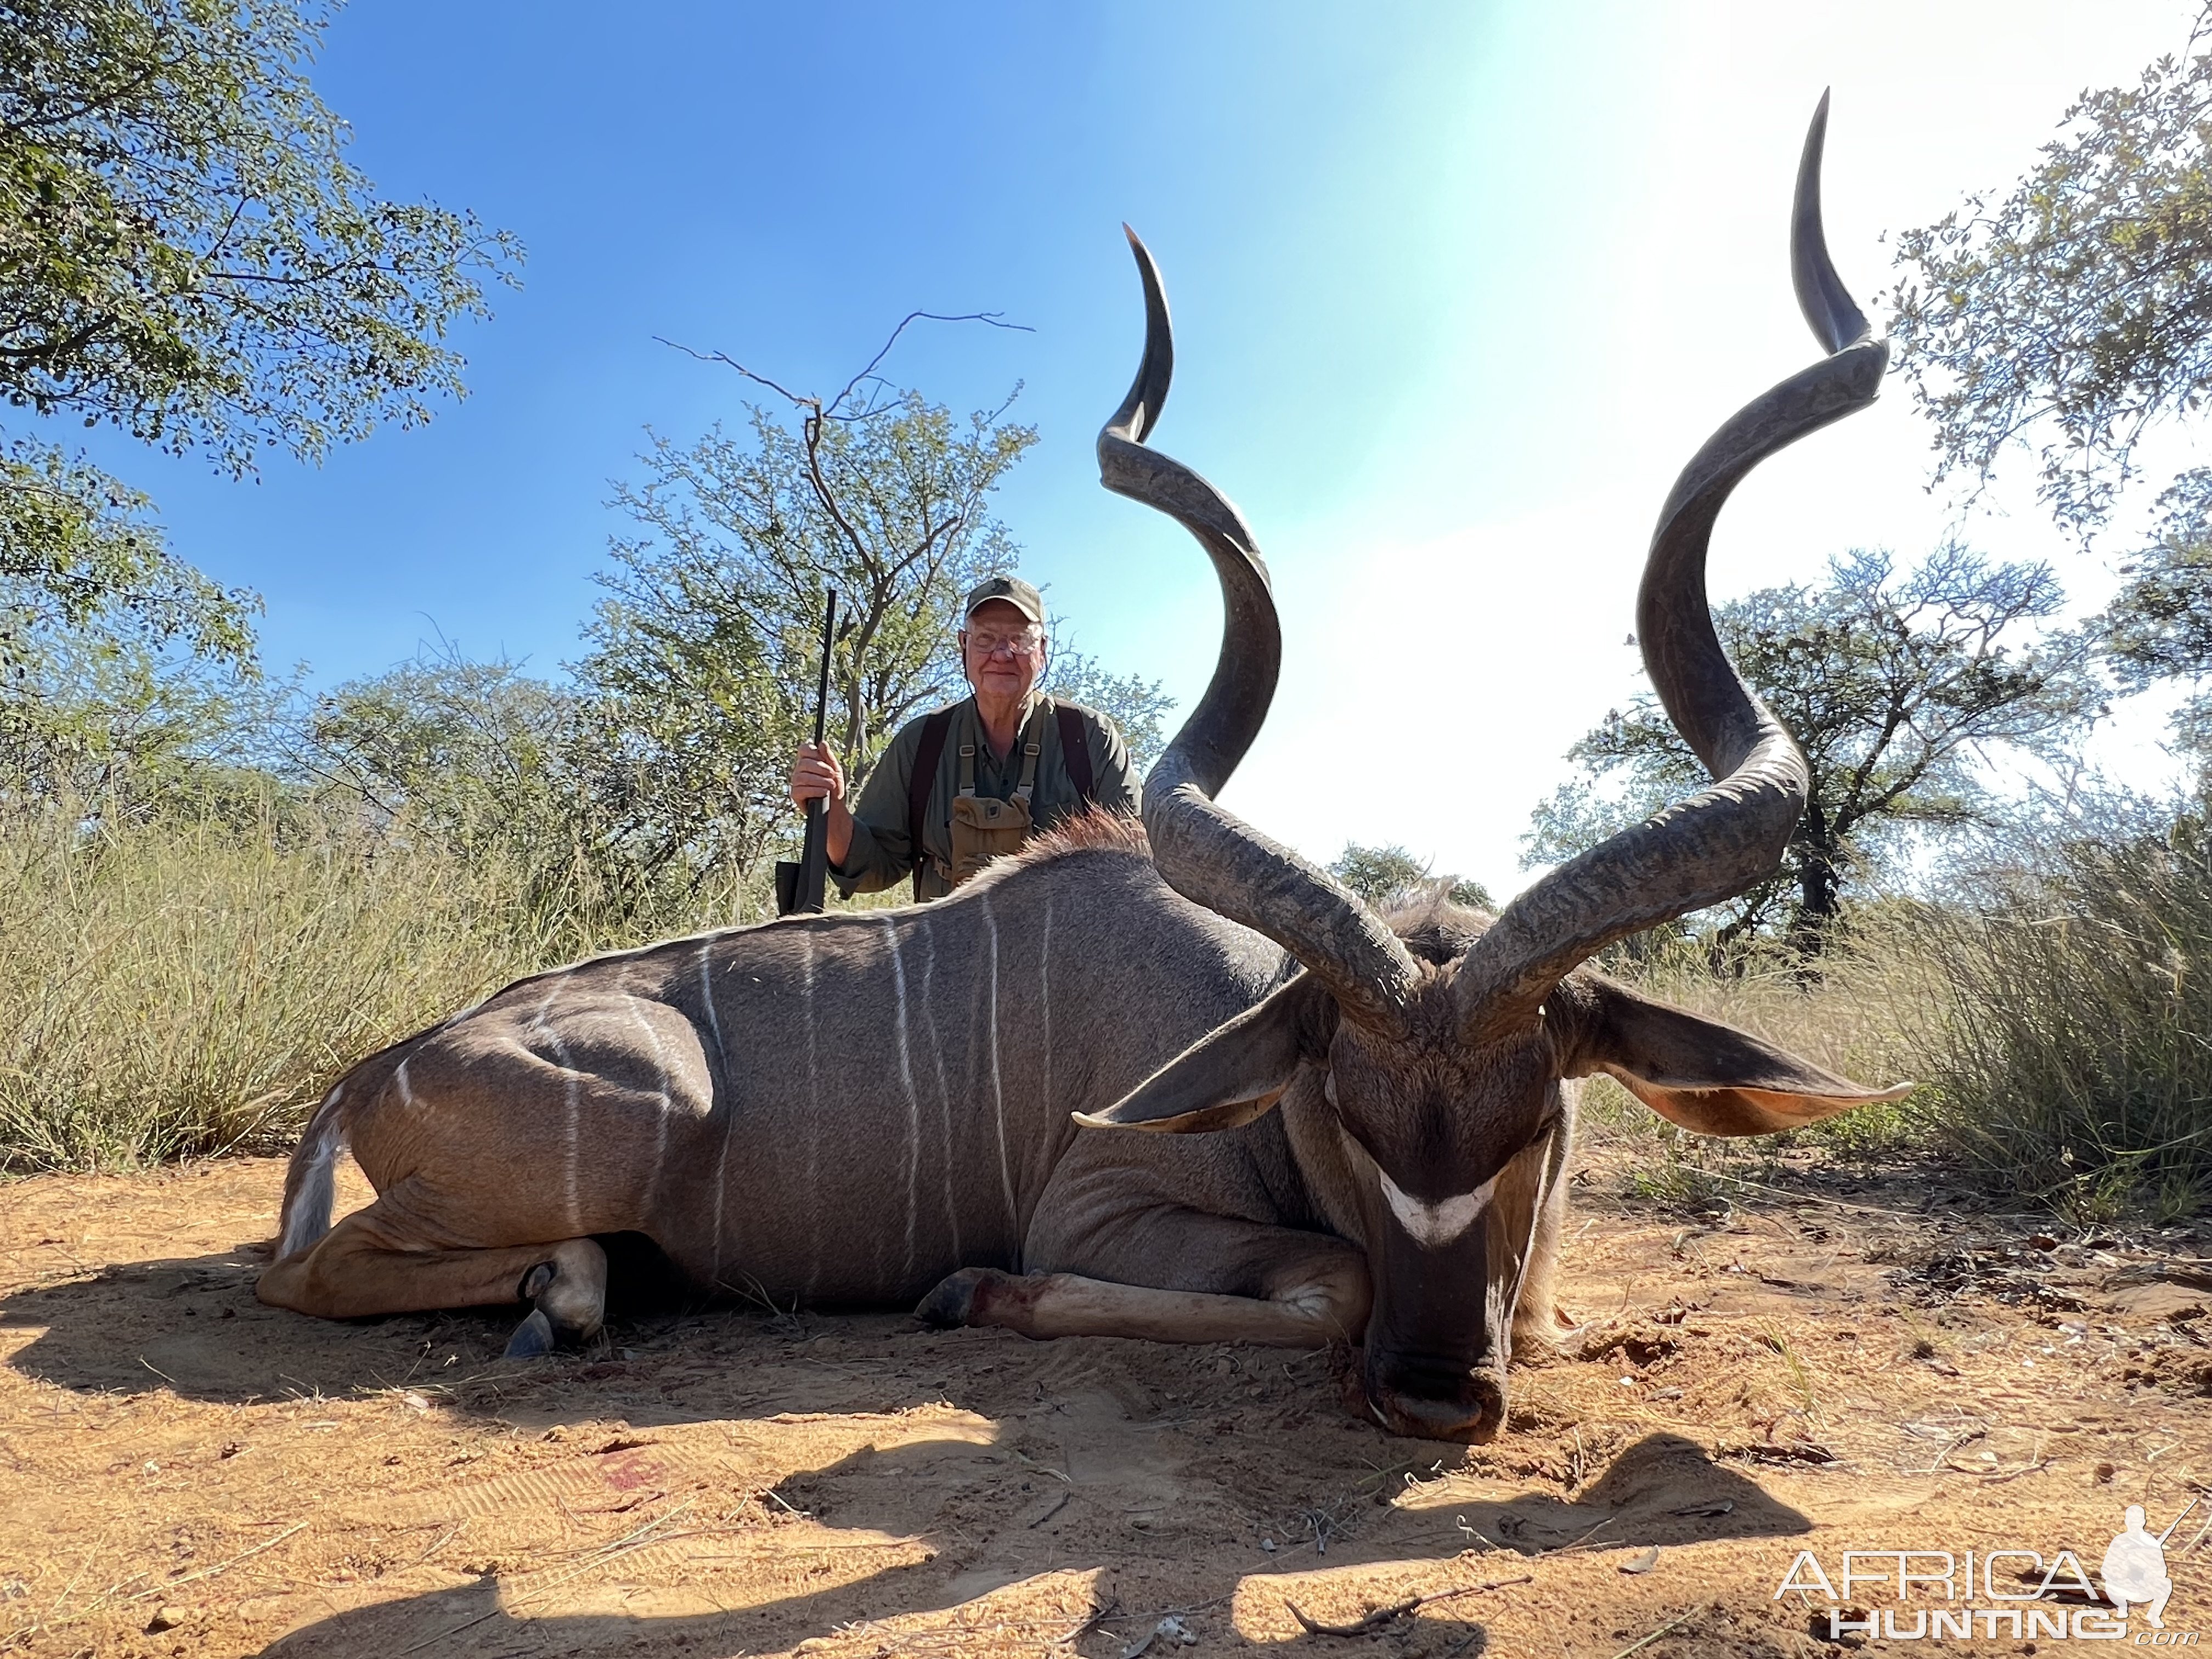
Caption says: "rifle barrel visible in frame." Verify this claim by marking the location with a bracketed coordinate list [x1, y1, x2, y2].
[788, 588, 839, 917]
[2158, 1494, 2200, 1544]
[812, 590, 838, 748]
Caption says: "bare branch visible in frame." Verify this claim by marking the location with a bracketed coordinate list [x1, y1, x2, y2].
[653, 309, 1033, 424]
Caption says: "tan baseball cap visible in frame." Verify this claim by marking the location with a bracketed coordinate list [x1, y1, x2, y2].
[962, 574, 1044, 625]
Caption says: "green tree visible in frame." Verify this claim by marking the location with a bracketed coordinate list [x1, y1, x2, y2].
[295, 647, 724, 935]
[2101, 468, 2212, 757]
[590, 382, 1036, 885]
[1040, 642, 1173, 774]
[1524, 548, 2103, 953]
[0, 571, 276, 810]
[1889, 8, 2212, 535]
[1329, 841, 1492, 910]
[0, 0, 520, 656]
[298, 647, 574, 839]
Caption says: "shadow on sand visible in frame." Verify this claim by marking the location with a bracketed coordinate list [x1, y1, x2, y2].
[0, 1233, 956, 1428]
[251, 1431, 1807, 1657]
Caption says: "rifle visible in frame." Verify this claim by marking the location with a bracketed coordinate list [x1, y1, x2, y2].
[2157, 1494, 2201, 1547]
[775, 588, 839, 917]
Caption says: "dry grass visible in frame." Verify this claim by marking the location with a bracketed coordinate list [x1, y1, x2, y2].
[0, 800, 758, 1172]
[1863, 827, 2212, 1223]
[1576, 934, 1931, 1211]
[12, 789, 2212, 1230]
[1587, 829, 2212, 1226]
[0, 795, 957, 1173]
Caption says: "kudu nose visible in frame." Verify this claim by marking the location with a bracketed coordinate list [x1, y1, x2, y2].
[1364, 1362, 1506, 1443]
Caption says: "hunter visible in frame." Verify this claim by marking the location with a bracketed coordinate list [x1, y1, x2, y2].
[787, 575, 1140, 900]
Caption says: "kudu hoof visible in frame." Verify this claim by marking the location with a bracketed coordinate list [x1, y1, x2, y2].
[914, 1267, 998, 1328]
[502, 1308, 556, 1359]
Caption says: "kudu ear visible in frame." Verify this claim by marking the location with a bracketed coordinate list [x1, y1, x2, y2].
[1074, 973, 1338, 1134]
[1559, 978, 1912, 1137]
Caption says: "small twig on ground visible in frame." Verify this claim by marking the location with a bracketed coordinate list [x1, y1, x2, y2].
[1285, 1575, 1533, 1638]
[1026, 1492, 1070, 1528]
[397, 1518, 467, 1574]
[397, 1500, 693, 1655]
[1054, 1599, 1116, 1649]
[1013, 1448, 1073, 1483]
[1551, 1514, 1617, 1555]
[130, 1522, 307, 1599]
[1607, 1604, 1703, 1659]
[1454, 1515, 1503, 1552]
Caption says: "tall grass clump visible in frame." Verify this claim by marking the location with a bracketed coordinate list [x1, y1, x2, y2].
[1876, 822, 2212, 1222]
[0, 793, 751, 1172]
[1572, 930, 1930, 1209]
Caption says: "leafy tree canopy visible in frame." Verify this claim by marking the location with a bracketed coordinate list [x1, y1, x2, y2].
[1329, 840, 1492, 911]
[0, 570, 276, 811]
[588, 386, 1037, 885]
[1039, 640, 1173, 776]
[0, 0, 519, 655]
[1523, 548, 2103, 951]
[2099, 466, 2212, 764]
[1889, 9, 2212, 535]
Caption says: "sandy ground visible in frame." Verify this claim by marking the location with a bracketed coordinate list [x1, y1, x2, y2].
[3, 1147, 2211, 1658]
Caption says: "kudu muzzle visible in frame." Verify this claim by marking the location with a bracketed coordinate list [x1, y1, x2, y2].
[1362, 1221, 1506, 1441]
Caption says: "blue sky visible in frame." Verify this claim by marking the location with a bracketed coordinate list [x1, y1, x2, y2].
[60, 0, 2208, 896]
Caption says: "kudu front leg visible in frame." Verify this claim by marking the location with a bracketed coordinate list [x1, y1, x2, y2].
[917, 1209, 1370, 1348]
[918, 1266, 1368, 1346]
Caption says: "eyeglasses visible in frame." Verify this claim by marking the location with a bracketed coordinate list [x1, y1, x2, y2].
[963, 628, 1042, 658]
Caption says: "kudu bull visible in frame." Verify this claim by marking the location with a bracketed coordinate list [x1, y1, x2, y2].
[259, 100, 1908, 1442]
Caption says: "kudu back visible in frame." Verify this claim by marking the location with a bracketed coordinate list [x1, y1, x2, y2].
[259, 99, 1907, 1441]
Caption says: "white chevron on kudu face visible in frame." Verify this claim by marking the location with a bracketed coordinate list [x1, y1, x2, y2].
[1378, 1168, 1499, 1250]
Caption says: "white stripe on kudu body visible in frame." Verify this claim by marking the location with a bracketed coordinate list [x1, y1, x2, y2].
[799, 929, 821, 1299]
[980, 892, 1018, 1236]
[528, 979, 583, 1235]
[883, 917, 922, 1279]
[620, 975, 675, 1201]
[1039, 895, 1053, 1128]
[696, 941, 725, 1065]
[1379, 1169, 1498, 1250]
[917, 918, 961, 1261]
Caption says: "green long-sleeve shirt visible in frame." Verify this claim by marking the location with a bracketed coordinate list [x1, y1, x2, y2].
[832, 695, 1140, 901]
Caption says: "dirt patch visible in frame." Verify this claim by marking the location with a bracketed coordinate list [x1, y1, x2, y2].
[3, 1151, 2211, 1657]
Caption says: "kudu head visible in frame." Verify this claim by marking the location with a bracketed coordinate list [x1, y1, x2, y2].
[1081, 96, 1911, 1442]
